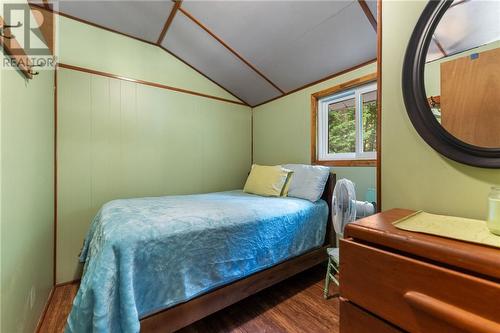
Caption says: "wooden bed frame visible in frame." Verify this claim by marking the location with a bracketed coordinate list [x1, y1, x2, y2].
[140, 173, 337, 332]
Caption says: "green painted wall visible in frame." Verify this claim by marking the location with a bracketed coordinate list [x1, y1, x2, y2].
[57, 68, 251, 283]
[57, 16, 242, 103]
[54, 15, 252, 283]
[252, 63, 377, 202]
[381, 1, 500, 219]
[0, 65, 54, 331]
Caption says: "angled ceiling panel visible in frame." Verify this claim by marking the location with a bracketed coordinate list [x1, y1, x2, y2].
[42, 0, 378, 105]
[182, 1, 354, 67]
[181, 1, 376, 92]
[162, 13, 282, 106]
[57, 0, 174, 42]
[434, 0, 500, 57]
[257, 2, 376, 91]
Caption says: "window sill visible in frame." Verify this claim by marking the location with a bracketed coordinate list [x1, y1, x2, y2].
[312, 159, 377, 167]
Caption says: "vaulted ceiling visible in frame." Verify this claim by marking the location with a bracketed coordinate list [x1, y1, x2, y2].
[32, 0, 378, 106]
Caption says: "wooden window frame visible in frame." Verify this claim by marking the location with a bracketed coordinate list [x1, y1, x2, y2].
[311, 73, 378, 167]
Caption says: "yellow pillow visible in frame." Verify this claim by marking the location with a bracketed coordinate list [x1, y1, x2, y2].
[244, 165, 293, 197]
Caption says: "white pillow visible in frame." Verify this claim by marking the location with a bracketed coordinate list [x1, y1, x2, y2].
[282, 164, 331, 202]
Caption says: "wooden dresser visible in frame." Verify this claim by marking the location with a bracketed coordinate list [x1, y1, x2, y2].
[339, 208, 500, 333]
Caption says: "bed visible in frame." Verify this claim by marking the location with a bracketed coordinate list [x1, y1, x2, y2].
[66, 173, 336, 333]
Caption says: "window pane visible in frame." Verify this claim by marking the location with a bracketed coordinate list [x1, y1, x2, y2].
[361, 90, 377, 153]
[328, 98, 356, 154]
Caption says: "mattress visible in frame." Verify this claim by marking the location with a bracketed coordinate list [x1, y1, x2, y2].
[65, 190, 328, 333]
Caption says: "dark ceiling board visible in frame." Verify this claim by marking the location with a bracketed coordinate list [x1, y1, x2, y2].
[157, 0, 182, 44]
[159, 45, 250, 106]
[28, 2, 158, 47]
[178, 7, 285, 95]
[433, 36, 448, 57]
[252, 58, 377, 108]
[28, 2, 247, 106]
[358, 0, 377, 32]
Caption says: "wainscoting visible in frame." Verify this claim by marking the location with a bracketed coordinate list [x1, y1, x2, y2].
[56, 67, 252, 284]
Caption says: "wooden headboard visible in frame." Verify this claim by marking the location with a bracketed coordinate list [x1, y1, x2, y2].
[321, 173, 336, 246]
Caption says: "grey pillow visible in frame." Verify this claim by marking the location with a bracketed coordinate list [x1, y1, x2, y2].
[282, 164, 330, 202]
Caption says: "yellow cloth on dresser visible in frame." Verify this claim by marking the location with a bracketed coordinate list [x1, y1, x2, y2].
[393, 211, 500, 248]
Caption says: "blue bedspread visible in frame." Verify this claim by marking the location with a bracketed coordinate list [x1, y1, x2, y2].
[66, 190, 328, 333]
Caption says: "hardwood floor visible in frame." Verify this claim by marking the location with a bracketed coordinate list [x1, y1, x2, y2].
[38, 265, 339, 333]
[38, 283, 79, 333]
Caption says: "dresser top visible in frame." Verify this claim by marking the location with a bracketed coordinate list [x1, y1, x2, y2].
[345, 208, 500, 281]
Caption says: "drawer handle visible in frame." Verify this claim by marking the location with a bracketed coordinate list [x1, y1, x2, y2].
[404, 291, 500, 333]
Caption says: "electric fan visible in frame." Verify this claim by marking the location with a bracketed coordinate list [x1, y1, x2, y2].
[332, 178, 357, 243]
[324, 178, 356, 297]
[324, 178, 375, 298]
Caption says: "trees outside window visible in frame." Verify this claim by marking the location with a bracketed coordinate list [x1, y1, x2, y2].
[317, 82, 377, 162]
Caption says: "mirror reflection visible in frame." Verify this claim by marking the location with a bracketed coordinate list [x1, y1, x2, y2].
[424, 0, 500, 148]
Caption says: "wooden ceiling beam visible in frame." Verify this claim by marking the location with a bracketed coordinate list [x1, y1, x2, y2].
[451, 0, 471, 8]
[157, 0, 182, 44]
[159, 45, 249, 105]
[433, 36, 448, 57]
[28, 2, 158, 47]
[58, 62, 248, 106]
[358, 0, 377, 32]
[30, 1, 380, 107]
[252, 58, 377, 108]
[178, 7, 285, 95]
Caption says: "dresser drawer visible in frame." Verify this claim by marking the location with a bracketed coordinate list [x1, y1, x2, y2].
[340, 298, 403, 333]
[340, 239, 500, 333]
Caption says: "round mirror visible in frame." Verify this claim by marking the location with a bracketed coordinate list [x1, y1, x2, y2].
[425, 0, 500, 148]
[403, 0, 500, 168]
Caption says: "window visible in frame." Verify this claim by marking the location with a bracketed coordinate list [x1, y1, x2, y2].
[316, 82, 377, 163]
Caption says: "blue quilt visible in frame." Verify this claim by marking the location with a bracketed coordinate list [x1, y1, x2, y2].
[65, 190, 328, 333]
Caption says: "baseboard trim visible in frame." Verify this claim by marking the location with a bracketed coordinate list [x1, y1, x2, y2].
[54, 279, 81, 288]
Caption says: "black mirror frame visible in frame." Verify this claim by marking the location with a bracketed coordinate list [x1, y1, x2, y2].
[402, 0, 500, 168]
